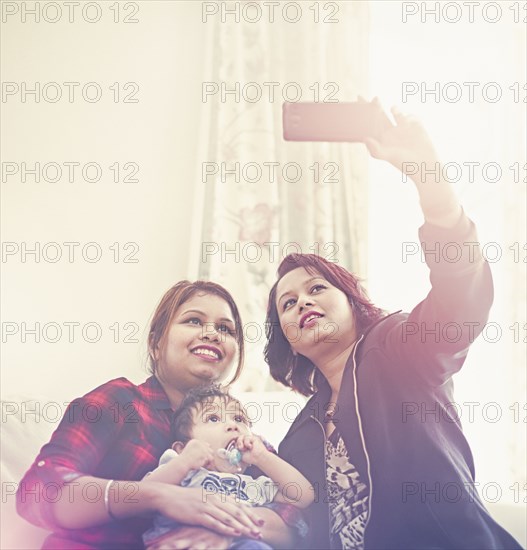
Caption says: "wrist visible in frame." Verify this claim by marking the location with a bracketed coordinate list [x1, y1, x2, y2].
[406, 159, 442, 185]
[252, 449, 274, 470]
[145, 481, 181, 515]
[111, 481, 165, 519]
[178, 452, 198, 472]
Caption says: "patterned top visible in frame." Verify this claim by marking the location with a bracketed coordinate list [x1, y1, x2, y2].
[325, 428, 369, 550]
[158, 448, 279, 506]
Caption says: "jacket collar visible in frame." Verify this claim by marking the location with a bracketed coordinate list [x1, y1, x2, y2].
[284, 311, 403, 436]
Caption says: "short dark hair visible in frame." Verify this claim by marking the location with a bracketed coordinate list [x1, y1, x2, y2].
[171, 384, 250, 443]
[264, 254, 385, 397]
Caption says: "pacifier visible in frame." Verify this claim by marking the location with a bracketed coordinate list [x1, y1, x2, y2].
[217, 441, 243, 469]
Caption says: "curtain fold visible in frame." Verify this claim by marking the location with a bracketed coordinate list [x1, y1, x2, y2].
[193, 1, 371, 391]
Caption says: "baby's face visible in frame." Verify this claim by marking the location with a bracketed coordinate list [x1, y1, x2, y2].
[190, 397, 251, 472]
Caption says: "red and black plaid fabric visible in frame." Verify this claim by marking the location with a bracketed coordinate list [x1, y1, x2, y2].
[16, 376, 174, 548]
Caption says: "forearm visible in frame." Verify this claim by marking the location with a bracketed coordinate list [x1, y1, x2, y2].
[409, 164, 462, 228]
[257, 454, 314, 508]
[145, 456, 192, 485]
[51, 476, 163, 529]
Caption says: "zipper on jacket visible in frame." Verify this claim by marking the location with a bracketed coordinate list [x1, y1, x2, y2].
[310, 413, 333, 547]
[308, 332, 373, 548]
[351, 334, 374, 544]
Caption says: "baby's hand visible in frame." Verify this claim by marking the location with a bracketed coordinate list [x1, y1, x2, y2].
[236, 435, 268, 466]
[180, 439, 215, 470]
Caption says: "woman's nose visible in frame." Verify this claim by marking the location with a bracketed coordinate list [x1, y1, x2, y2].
[298, 297, 314, 311]
[201, 324, 220, 342]
[226, 422, 239, 432]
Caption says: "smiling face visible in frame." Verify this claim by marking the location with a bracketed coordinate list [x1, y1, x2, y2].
[154, 293, 239, 398]
[190, 396, 251, 472]
[276, 267, 357, 362]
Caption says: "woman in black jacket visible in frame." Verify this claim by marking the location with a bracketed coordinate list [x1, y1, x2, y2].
[264, 102, 523, 550]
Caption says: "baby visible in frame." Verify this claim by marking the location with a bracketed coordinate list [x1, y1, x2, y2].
[142, 384, 313, 549]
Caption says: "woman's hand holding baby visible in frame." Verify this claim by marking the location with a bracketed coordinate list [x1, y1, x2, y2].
[143, 438, 265, 541]
[150, 485, 264, 540]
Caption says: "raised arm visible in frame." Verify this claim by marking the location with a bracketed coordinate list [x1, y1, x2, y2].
[362, 99, 493, 386]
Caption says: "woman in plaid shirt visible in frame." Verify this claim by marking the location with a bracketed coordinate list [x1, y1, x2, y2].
[17, 281, 302, 549]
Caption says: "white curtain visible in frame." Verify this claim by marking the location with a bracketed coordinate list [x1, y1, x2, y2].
[191, 1, 371, 391]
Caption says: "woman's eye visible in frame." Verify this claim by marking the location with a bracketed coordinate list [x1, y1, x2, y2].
[234, 415, 246, 423]
[207, 415, 220, 423]
[311, 284, 326, 294]
[283, 298, 296, 311]
[186, 317, 202, 325]
[218, 324, 234, 335]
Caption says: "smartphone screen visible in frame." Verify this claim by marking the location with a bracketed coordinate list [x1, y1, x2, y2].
[283, 102, 391, 142]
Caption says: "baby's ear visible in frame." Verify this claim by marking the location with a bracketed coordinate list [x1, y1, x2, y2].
[172, 441, 185, 454]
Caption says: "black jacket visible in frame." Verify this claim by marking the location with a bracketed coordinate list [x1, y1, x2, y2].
[278, 214, 523, 550]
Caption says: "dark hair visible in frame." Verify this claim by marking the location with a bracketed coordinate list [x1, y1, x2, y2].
[171, 384, 250, 443]
[148, 280, 245, 385]
[264, 254, 385, 396]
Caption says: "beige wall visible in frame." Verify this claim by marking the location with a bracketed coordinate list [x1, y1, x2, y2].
[1, 2, 206, 400]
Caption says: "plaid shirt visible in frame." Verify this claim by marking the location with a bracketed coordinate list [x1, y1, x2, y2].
[17, 376, 174, 548]
[16, 376, 308, 549]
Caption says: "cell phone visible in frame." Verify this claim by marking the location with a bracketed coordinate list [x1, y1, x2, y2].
[282, 101, 391, 143]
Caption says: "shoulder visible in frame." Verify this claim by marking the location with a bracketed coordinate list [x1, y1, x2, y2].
[358, 311, 409, 354]
[74, 377, 142, 406]
[363, 311, 408, 340]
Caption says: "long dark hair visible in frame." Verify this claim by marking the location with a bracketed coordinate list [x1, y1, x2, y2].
[264, 254, 384, 396]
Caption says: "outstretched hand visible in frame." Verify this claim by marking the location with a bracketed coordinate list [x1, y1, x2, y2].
[360, 97, 440, 179]
[360, 97, 462, 228]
